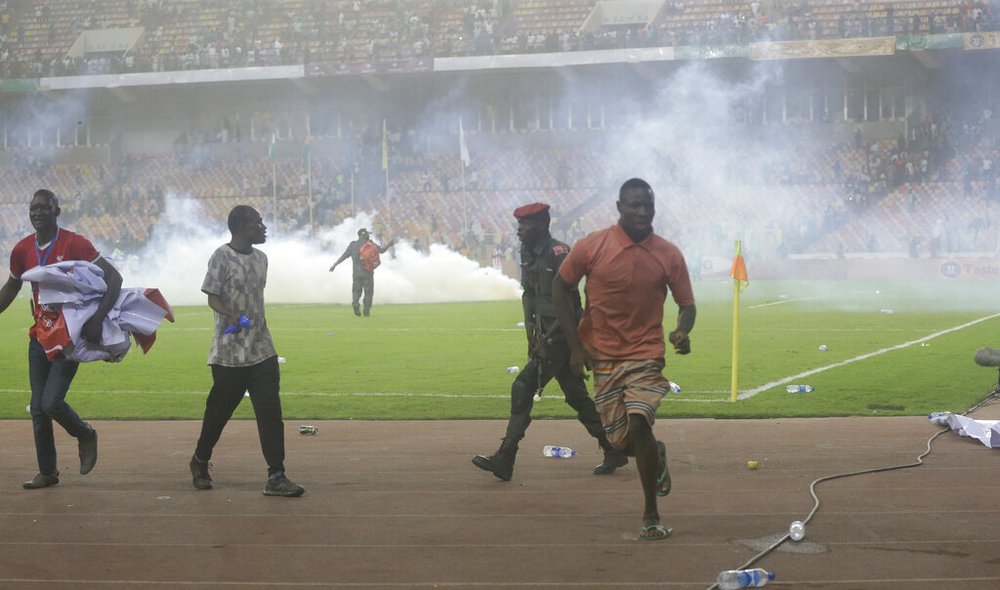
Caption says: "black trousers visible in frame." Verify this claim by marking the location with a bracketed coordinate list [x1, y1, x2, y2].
[352, 273, 374, 312]
[195, 356, 286, 476]
[504, 338, 608, 447]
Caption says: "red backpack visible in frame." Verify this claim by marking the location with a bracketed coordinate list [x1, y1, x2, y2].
[359, 240, 381, 272]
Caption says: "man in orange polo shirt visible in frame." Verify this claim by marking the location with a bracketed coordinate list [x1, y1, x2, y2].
[553, 177, 696, 541]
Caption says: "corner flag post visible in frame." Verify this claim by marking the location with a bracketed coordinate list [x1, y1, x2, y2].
[730, 240, 749, 402]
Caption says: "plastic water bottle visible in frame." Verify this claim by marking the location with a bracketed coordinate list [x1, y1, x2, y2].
[506, 366, 519, 374]
[785, 385, 814, 393]
[668, 381, 682, 393]
[542, 445, 576, 458]
[928, 411, 950, 426]
[716, 568, 775, 589]
[789, 520, 805, 541]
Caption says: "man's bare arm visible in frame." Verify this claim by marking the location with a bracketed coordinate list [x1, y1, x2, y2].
[0, 276, 23, 315]
[668, 303, 696, 355]
[80, 257, 123, 343]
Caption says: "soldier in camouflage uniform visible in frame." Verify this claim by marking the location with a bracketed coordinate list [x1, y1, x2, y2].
[472, 203, 627, 481]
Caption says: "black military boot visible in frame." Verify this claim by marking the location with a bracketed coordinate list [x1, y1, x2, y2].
[593, 437, 628, 475]
[471, 438, 518, 481]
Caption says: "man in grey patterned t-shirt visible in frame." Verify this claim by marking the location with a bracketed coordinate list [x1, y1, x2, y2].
[188, 205, 304, 497]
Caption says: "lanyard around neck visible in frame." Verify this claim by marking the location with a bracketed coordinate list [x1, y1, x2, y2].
[35, 228, 60, 267]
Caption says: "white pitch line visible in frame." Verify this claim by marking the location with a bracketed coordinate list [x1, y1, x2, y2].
[0, 388, 731, 401]
[0, 580, 996, 588]
[166, 326, 524, 333]
[0, 582, 694, 588]
[287, 391, 509, 399]
[737, 312, 1000, 401]
[3, 312, 996, 404]
[747, 288, 881, 309]
[0, 388, 511, 399]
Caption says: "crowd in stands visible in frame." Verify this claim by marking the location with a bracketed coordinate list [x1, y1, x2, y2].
[1, 107, 997, 271]
[0, 1, 997, 269]
[0, 0, 997, 79]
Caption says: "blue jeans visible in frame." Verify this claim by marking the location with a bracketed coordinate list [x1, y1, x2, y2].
[28, 338, 88, 475]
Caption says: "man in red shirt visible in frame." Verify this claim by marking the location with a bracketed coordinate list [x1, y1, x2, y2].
[553, 178, 696, 541]
[0, 189, 122, 489]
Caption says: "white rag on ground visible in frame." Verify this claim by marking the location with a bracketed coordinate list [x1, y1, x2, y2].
[21, 260, 174, 363]
[929, 412, 1000, 448]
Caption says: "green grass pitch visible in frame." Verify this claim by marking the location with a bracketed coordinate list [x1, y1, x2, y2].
[0, 280, 997, 420]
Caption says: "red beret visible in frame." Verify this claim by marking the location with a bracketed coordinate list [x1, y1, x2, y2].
[513, 202, 550, 219]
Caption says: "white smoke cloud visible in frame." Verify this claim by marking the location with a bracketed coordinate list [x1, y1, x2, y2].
[123, 195, 521, 306]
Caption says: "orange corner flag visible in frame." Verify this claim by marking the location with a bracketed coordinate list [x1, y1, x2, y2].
[731, 242, 749, 291]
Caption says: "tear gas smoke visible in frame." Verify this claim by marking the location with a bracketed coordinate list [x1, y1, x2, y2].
[123, 195, 520, 306]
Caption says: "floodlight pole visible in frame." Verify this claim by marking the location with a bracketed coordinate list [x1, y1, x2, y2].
[271, 157, 278, 235]
[307, 143, 314, 237]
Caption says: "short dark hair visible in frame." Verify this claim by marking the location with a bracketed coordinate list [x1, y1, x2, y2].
[618, 178, 653, 199]
[227, 205, 257, 233]
[33, 189, 59, 207]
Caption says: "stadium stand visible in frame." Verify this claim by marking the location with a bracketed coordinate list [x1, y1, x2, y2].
[1, 0, 997, 77]
[0, 124, 994, 266]
[0, 0, 997, 272]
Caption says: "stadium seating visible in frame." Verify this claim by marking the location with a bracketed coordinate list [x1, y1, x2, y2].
[1, 0, 995, 78]
[0, 1, 997, 266]
[1, 128, 994, 264]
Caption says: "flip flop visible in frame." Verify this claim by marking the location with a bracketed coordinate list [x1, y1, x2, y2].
[638, 523, 673, 541]
[656, 440, 671, 497]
